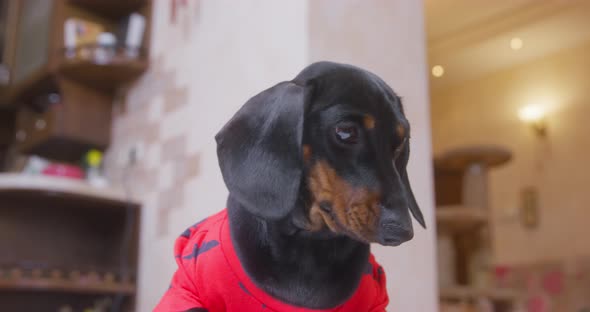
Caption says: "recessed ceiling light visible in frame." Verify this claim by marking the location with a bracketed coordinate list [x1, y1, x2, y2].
[432, 65, 444, 77]
[510, 37, 523, 50]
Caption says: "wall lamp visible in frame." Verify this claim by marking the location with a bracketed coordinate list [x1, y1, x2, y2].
[518, 105, 548, 138]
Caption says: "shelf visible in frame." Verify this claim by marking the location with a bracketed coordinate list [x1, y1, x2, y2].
[0, 110, 15, 145]
[59, 56, 148, 92]
[435, 145, 512, 172]
[1, 67, 57, 108]
[436, 205, 488, 233]
[440, 286, 521, 302]
[0, 174, 139, 208]
[69, 0, 148, 19]
[0, 278, 135, 295]
[0, 85, 10, 105]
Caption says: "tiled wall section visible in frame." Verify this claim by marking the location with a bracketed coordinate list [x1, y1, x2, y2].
[105, 1, 308, 310]
[109, 54, 197, 235]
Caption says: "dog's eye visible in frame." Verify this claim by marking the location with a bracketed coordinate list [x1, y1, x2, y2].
[334, 123, 359, 145]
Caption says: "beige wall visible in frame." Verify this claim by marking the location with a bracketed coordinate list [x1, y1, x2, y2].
[309, 1, 438, 311]
[107, 1, 437, 311]
[108, 2, 308, 311]
[431, 42, 590, 265]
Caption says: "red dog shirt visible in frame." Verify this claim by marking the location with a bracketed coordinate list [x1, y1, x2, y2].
[154, 210, 389, 312]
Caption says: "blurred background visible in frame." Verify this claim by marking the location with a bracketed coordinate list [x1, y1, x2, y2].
[0, 1, 587, 311]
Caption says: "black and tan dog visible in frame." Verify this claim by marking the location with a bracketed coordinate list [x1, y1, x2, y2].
[156, 62, 425, 312]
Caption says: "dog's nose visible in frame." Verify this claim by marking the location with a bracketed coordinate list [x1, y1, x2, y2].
[376, 206, 414, 246]
[378, 220, 413, 246]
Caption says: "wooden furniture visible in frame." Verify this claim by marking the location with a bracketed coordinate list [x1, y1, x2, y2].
[0, 0, 152, 163]
[0, 2, 148, 310]
[439, 286, 522, 312]
[0, 109, 14, 167]
[440, 286, 521, 303]
[436, 205, 488, 234]
[14, 79, 113, 162]
[3, 0, 152, 100]
[0, 0, 17, 92]
[434, 146, 517, 311]
[0, 173, 141, 311]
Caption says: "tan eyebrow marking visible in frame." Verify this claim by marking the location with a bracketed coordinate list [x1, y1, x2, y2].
[396, 124, 406, 139]
[363, 115, 376, 130]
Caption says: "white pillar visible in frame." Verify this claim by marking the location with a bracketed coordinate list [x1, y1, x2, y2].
[308, 1, 438, 311]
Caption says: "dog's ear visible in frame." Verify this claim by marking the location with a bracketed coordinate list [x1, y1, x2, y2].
[392, 96, 426, 229]
[398, 144, 426, 229]
[215, 81, 305, 220]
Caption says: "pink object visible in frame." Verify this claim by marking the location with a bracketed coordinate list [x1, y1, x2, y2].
[527, 295, 548, 312]
[542, 270, 564, 296]
[42, 164, 84, 179]
[494, 265, 511, 280]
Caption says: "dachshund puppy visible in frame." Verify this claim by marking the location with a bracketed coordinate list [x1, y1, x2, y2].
[155, 61, 425, 312]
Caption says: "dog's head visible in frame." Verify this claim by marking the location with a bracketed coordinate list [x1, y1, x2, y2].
[216, 61, 425, 246]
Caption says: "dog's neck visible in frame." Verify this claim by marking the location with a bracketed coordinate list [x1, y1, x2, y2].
[227, 196, 370, 309]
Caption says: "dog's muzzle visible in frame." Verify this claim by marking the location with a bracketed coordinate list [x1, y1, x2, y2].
[376, 206, 414, 246]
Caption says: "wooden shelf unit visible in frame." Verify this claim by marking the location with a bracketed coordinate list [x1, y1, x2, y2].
[0, 174, 141, 311]
[0, 0, 152, 163]
[440, 285, 521, 303]
[3, 0, 153, 101]
[0, 173, 134, 204]
[436, 205, 489, 234]
[0, 0, 149, 309]
[434, 146, 516, 311]
[68, 0, 149, 19]
[0, 110, 15, 167]
[0, 278, 135, 295]
[59, 54, 148, 92]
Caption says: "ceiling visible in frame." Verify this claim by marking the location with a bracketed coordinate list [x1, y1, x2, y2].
[425, 0, 590, 90]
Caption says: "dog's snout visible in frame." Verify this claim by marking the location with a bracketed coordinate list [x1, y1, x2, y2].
[377, 205, 414, 246]
[378, 221, 413, 245]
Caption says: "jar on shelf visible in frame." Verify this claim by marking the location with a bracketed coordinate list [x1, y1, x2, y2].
[94, 32, 117, 64]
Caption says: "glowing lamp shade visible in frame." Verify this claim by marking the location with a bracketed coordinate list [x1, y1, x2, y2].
[518, 105, 545, 122]
[518, 105, 548, 137]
